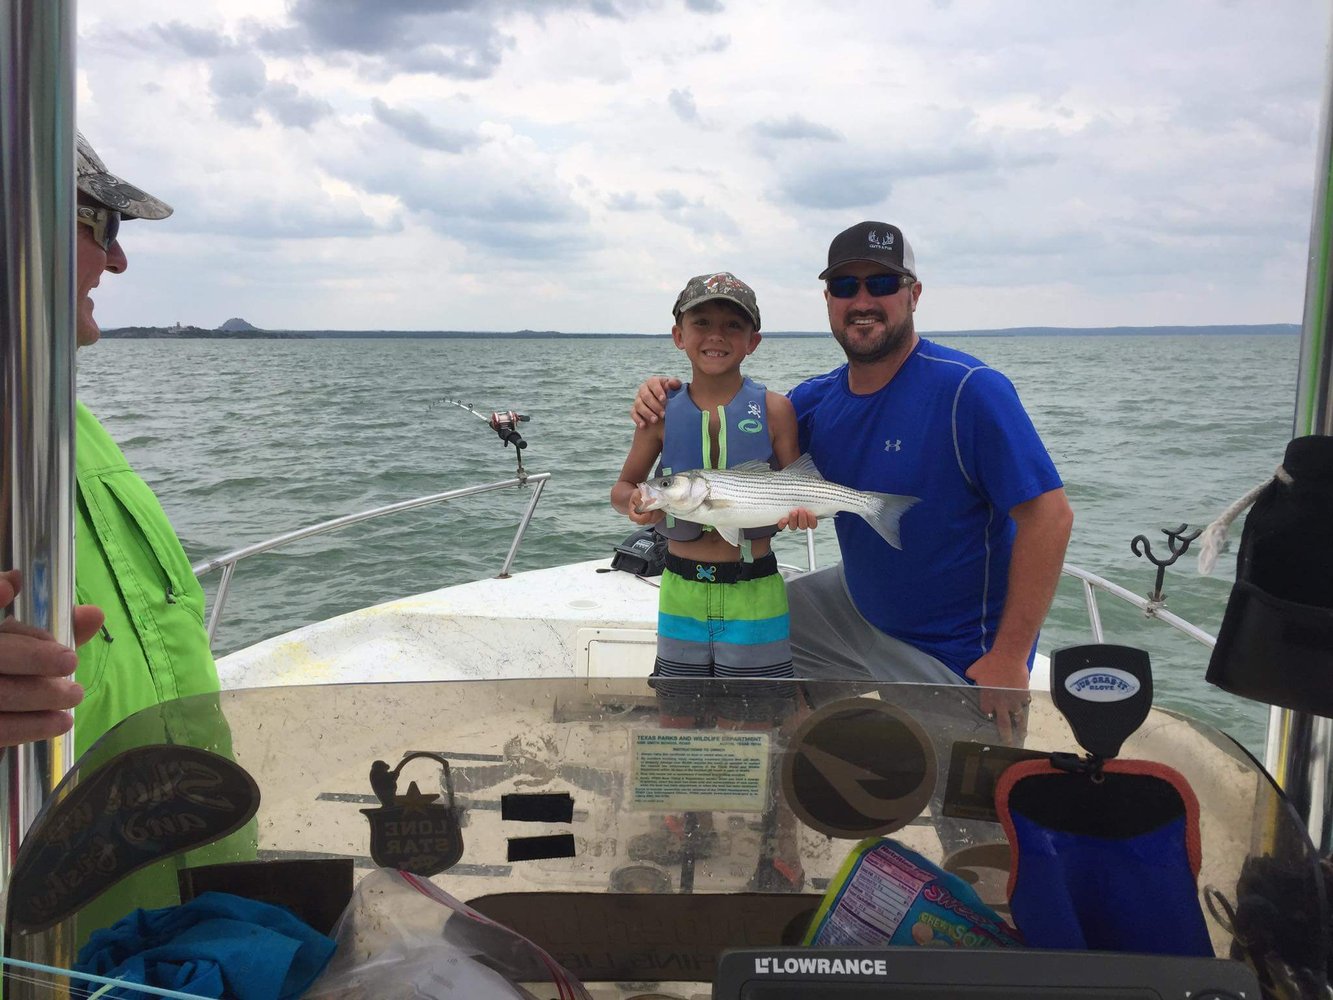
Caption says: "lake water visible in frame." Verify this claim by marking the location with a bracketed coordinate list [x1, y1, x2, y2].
[78, 331, 1303, 753]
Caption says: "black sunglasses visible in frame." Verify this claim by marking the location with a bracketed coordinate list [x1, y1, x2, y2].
[826, 273, 914, 299]
[77, 204, 121, 251]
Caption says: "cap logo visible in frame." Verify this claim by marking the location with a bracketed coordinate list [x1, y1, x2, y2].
[867, 230, 894, 250]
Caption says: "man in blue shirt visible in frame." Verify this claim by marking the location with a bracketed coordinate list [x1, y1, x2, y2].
[633, 222, 1073, 736]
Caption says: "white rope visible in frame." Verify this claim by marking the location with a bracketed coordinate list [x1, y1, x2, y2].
[1196, 464, 1293, 575]
[0, 957, 215, 998]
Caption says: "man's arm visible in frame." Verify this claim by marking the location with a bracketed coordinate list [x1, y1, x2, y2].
[965, 487, 1074, 739]
[0, 569, 104, 747]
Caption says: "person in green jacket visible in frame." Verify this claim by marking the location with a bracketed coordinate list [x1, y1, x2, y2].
[3, 136, 255, 951]
[0, 133, 221, 756]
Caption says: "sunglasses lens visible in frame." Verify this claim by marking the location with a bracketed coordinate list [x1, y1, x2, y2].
[102, 211, 121, 249]
[827, 276, 860, 298]
[864, 274, 901, 296]
[828, 274, 906, 298]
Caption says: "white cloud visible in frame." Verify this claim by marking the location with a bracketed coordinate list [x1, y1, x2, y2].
[76, 0, 1329, 333]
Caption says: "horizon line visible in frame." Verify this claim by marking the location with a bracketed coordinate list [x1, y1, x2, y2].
[102, 321, 1303, 339]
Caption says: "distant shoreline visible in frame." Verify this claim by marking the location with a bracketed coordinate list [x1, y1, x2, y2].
[99, 323, 1301, 340]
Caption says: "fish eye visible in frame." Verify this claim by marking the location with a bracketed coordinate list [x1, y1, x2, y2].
[660, 477, 673, 488]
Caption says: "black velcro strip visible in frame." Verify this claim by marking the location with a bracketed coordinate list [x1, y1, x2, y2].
[501, 792, 574, 823]
[507, 834, 576, 862]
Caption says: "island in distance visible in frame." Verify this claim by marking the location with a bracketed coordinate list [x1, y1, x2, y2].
[101, 318, 312, 339]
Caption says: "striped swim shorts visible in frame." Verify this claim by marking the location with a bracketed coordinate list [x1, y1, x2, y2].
[653, 552, 796, 721]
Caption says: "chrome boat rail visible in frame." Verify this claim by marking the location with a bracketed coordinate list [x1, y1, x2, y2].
[192, 473, 550, 644]
[194, 471, 1217, 656]
[1060, 563, 1216, 649]
[785, 537, 1216, 649]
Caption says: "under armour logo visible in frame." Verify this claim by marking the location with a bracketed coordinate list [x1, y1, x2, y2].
[696, 564, 717, 582]
[885, 439, 902, 452]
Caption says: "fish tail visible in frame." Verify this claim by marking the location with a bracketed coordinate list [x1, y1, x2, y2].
[858, 492, 921, 550]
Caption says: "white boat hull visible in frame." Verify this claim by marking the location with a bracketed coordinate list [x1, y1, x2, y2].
[218, 557, 1051, 691]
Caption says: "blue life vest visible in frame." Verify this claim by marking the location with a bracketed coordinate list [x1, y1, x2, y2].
[655, 377, 777, 542]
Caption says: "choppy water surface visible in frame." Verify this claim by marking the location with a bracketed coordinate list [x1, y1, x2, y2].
[79, 332, 1301, 752]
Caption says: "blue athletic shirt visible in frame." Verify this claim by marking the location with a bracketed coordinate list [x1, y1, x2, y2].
[789, 338, 1063, 679]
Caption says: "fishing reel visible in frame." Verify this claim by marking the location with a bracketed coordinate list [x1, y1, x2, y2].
[435, 398, 532, 478]
[488, 410, 530, 479]
[488, 410, 529, 451]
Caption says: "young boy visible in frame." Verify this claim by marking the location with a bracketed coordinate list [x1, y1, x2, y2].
[612, 271, 807, 724]
[612, 273, 810, 890]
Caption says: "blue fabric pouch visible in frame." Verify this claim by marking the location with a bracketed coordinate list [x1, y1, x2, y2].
[73, 891, 337, 1000]
[996, 758, 1213, 956]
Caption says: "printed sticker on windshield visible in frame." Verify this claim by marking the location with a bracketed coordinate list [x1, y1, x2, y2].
[630, 731, 770, 812]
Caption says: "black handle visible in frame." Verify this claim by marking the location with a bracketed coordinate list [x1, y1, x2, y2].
[495, 425, 527, 449]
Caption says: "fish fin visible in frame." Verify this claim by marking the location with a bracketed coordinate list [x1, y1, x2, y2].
[706, 498, 737, 508]
[715, 525, 742, 547]
[858, 493, 922, 550]
[776, 453, 822, 480]
[728, 459, 772, 474]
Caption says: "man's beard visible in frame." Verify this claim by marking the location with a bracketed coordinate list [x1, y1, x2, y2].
[832, 309, 914, 365]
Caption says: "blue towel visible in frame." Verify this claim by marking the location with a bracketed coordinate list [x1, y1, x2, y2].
[74, 891, 337, 1000]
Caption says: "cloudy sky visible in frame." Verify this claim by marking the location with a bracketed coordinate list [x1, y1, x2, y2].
[79, 0, 1329, 334]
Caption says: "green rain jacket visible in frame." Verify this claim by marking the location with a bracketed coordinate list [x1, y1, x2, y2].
[58, 406, 253, 944]
[73, 402, 221, 758]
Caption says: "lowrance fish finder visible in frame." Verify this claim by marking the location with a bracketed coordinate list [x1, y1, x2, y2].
[712, 948, 1261, 999]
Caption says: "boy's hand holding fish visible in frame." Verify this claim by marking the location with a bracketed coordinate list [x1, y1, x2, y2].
[624, 488, 665, 527]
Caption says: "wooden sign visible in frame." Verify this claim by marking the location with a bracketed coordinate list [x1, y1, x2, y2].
[7, 745, 260, 933]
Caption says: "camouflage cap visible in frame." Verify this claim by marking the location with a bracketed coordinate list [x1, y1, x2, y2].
[76, 132, 172, 220]
[671, 272, 761, 331]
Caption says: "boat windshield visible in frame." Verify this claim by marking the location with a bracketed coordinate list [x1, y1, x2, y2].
[4, 677, 1328, 998]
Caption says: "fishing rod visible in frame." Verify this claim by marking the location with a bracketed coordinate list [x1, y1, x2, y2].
[433, 397, 531, 450]
[433, 397, 532, 477]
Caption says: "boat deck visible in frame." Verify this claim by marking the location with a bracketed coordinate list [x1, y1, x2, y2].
[218, 557, 1055, 690]
[217, 558, 664, 688]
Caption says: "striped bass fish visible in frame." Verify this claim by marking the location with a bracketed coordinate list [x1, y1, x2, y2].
[636, 454, 919, 549]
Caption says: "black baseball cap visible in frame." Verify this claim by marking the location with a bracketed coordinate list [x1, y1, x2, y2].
[818, 221, 916, 280]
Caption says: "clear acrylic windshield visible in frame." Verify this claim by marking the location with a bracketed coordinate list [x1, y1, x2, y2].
[4, 677, 1328, 999]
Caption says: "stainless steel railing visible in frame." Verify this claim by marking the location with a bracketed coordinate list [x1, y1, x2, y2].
[192, 474, 550, 644]
[196, 473, 1217, 661]
[787, 533, 1215, 650]
[1059, 563, 1216, 649]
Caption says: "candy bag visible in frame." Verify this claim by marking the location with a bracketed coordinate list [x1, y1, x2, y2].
[803, 837, 1022, 949]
